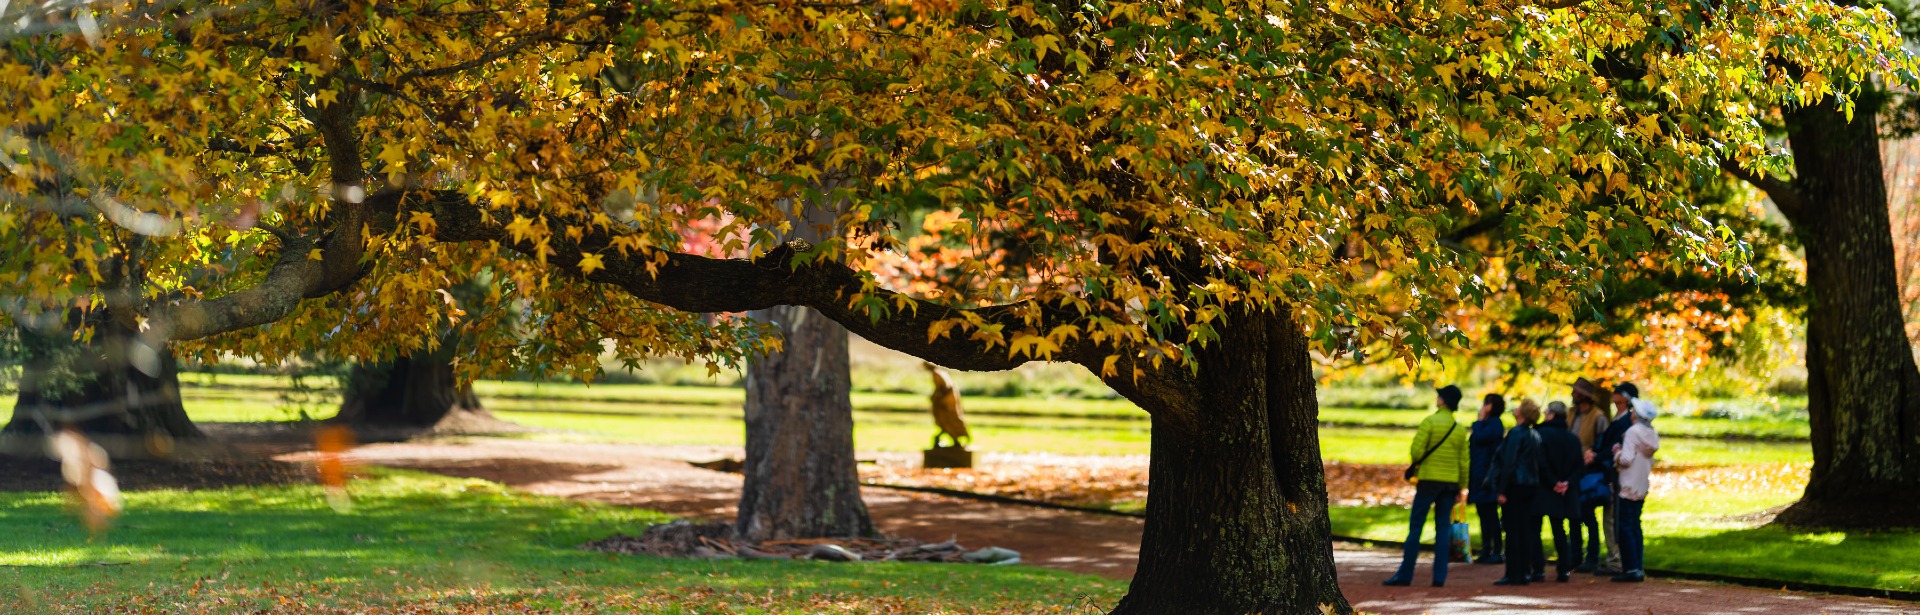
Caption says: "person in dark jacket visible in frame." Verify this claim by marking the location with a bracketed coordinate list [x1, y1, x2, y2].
[1588, 382, 1639, 574]
[1484, 399, 1544, 586]
[1468, 393, 1507, 565]
[1535, 402, 1589, 582]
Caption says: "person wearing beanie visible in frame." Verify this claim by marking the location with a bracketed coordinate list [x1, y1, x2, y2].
[1467, 393, 1508, 564]
[1611, 398, 1661, 583]
[1383, 385, 1470, 587]
[1588, 382, 1640, 574]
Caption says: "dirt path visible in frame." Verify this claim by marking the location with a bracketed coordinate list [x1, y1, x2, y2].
[321, 438, 1918, 615]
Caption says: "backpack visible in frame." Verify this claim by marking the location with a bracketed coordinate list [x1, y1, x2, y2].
[1578, 471, 1611, 506]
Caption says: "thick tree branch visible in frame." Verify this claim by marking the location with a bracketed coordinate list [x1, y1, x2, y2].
[136, 90, 370, 342]
[144, 233, 324, 341]
[406, 191, 1102, 372]
[1720, 158, 1807, 220]
[306, 83, 373, 297]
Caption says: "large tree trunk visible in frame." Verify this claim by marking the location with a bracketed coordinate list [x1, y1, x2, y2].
[1105, 310, 1350, 615]
[1773, 99, 1920, 527]
[4, 320, 201, 440]
[334, 343, 488, 429]
[734, 304, 875, 541]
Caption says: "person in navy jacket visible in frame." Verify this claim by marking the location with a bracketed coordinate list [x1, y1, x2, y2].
[1467, 393, 1507, 564]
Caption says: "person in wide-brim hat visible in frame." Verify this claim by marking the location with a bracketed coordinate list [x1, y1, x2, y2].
[1571, 378, 1601, 403]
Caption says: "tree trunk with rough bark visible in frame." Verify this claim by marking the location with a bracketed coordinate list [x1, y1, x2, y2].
[334, 343, 488, 429]
[734, 304, 875, 541]
[4, 320, 201, 440]
[1104, 310, 1351, 615]
[1772, 99, 1920, 527]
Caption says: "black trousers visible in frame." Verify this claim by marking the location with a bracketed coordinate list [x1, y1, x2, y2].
[1548, 514, 1584, 574]
[1501, 489, 1542, 581]
[1475, 501, 1503, 558]
[1578, 499, 1603, 565]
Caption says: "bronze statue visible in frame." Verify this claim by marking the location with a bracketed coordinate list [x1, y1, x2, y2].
[922, 362, 974, 468]
[924, 361, 969, 446]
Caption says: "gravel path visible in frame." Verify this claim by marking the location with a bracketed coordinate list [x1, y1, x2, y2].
[311, 438, 1918, 615]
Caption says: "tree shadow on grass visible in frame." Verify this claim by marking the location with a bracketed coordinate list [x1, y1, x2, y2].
[1644, 524, 1920, 595]
[0, 455, 306, 492]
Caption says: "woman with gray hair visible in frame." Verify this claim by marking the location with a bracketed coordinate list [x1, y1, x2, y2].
[1610, 398, 1662, 582]
[1534, 401, 1589, 581]
[1484, 399, 1546, 585]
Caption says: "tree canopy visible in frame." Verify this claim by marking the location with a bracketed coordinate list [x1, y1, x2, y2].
[1, 0, 1908, 388]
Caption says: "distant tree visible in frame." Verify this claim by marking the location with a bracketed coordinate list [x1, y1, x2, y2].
[1714, 5, 1920, 524]
[733, 205, 875, 541]
[334, 334, 489, 429]
[332, 280, 499, 430]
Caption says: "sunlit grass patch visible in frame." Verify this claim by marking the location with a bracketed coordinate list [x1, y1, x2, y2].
[0, 470, 1121, 614]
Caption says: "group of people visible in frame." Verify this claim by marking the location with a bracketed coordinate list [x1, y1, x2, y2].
[1382, 379, 1662, 588]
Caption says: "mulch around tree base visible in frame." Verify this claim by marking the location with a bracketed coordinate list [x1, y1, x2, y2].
[583, 519, 982, 563]
[0, 455, 309, 492]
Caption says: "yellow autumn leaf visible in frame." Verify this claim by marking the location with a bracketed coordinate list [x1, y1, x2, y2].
[578, 253, 606, 275]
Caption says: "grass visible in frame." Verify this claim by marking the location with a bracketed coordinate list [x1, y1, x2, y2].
[0, 470, 1122, 614]
[176, 374, 1813, 467]
[183, 372, 1813, 437]
[159, 373, 1913, 594]
[181, 373, 1152, 420]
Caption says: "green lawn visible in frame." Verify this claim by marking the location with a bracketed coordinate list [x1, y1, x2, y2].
[0, 470, 1120, 614]
[155, 374, 1913, 593]
[182, 373, 1811, 439]
[176, 375, 1810, 466]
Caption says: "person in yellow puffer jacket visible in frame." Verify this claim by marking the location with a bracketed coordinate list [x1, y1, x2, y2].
[1384, 384, 1471, 587]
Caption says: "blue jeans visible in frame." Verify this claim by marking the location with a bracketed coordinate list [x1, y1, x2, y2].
[1391, 481, 1459, 583]
[1618, 498, 1646, 573]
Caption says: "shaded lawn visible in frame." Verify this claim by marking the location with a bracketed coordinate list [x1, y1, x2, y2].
[0, 470, 1120, 614]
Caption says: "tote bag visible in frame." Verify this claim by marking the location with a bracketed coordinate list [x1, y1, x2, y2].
[1450, 503, 1471, 562]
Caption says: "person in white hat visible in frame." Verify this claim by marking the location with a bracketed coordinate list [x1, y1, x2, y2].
[1609, 398, 1662, 583]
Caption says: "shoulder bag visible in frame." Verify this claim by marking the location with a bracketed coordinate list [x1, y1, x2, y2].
[1404, 421, 1458, 482]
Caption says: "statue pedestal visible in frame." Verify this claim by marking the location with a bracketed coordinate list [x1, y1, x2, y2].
[923, 444, 974, 469]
